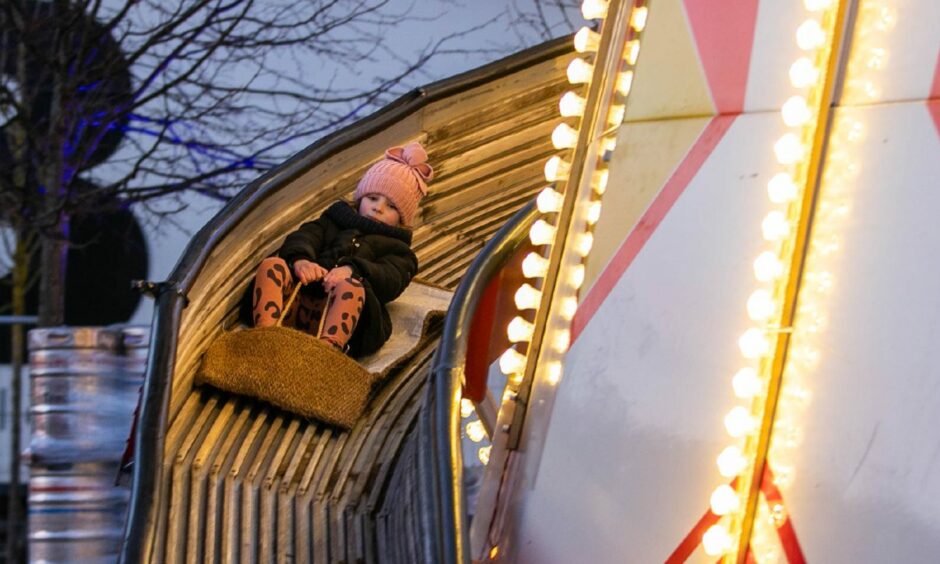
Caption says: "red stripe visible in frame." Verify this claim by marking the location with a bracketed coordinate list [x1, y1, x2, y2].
[665, 477, 739, 564]
[683, 0, 759, 113]
[761, 466, 806, 564]
[572, 115, 737, 341]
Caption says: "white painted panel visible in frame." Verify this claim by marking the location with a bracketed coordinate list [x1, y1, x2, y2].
[513, 112, 786, 563]
[744, 1, 808, 113]
[776, 101, 940, 562]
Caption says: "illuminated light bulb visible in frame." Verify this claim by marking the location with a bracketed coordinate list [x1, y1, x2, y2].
[593, 168, 609, 194]
[552, 122, 579, 149]
[710, 485, 741, 516]
[580, 0, 609, 20]
[615, 70, 634, 96]
[624, 40, 641, 65]
[600, 138, 617, 154]
[724, 406, 758, 437]
[747, 289, 775, 322]
[796, 19, 825, 50]
[803, 0, 833, 11]
[478, 445, 492, 465]
[567, 58, 593, 85]
[569, 264, 586, 289]
[530, 219, 556, 245]
[466, 420, 486, 442]
[574, 27, 601, 53]
[607, 104, 626, 126]
[774, 133, 806, 165]
[754, 251, 784, 282]
[767, 173, 798, 203]
[560, 297, 578, 320]
[630, 6, 649, 31]
[576, 232, 594, 256]
[537, 187, 564, 214]
[732, 367, 762, 399]
[586, 201, 602, 224]
[460, 398, 474, 418]
[515, 283, 542, 310]
[762, 211, 791, 242]
[717, 446, 747, 477]
[546, 362, 562, 384]
[507, 316, 535, 343]
[499, 347, 527, 375]
[544, 156, 571, 181]
[553, 329, 571, 352]
[702, 524, 733, 556]
[739, 328, 771, 359]
[559, 91, 587, 117]
[522, 252, 550, 278]
[789, 57, 819, 88]
[781, 95, 811, 127]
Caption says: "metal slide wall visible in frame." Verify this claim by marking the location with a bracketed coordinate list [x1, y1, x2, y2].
[121, 40, 576, 563]
[507, 0, 940, 562]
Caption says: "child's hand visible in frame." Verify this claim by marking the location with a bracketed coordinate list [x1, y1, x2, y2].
[293, 259, 328, 285]
[322, 266, 354, 292]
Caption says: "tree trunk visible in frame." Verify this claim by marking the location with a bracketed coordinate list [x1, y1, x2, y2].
[37, 221, 68, 327]
[6, 228, 30, 564]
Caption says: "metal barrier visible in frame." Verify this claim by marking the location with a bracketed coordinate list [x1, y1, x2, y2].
[27, 326, 148, 563]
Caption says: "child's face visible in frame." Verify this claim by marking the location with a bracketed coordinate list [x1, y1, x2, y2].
[358, 193, 401, 227]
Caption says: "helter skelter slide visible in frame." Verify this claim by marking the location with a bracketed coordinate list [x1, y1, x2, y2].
[120, 0, 940, 562]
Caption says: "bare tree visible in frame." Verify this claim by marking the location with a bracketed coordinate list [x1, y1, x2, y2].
[0, 0, 485, 326]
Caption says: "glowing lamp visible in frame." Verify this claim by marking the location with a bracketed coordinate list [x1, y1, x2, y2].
[544, 156, 571, 181]
[460, 398, 474, 418]
[552, 123, 579, 149]
[702, 524, 733, 556]
[607, 103, 626, 126]
[530, 219, 556, 245]
[710, 485, 741, 516]
[781, 96, 812, 127]
[560, 297, 578, 320]
[586, 201, 602, 224]
[630, 6, 649, 31]
[507, 316, 535, 343]
[522, 252, 550, 278]
[733, 367, 762, 399]
[478, 445, 492, 465]
[553, 329, 571, 352]
[546, 362, 563, 384]
[466, 420, 486, 442]
[739, 328, 771, 359]
[789, 57, 819, 88]
[581, 0, 609, 20]
[796, 19, 825, 50]
[514, 283, 542, 310]
[560, 91, 587, 117]
[567, 58, 593, 84]
[576, 232, 594, 256]
[593, 168, 609, 194]
[803, 0, 833, 11]
[499, 347, 527, 375]
[623, 41, 641, 66]
[717, 446, 747, 477]
[569, 264, 586, 288]
[615, 70, 634, 96]
[537, 187, 564, 213]
[754, 251, 784, 282]
[767, 173, 798, 203]
[747, 289, 775, 321]
[774, 133, 806, 165]
[724, 406, 758, 437]
[574, 27, 601, 53]
[762, 211, 791, 241]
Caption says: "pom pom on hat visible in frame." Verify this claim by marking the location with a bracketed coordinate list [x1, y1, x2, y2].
[354, 141, 434, 226]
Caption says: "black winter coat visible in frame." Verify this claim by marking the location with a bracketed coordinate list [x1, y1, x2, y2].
[243, 201, 418, 357]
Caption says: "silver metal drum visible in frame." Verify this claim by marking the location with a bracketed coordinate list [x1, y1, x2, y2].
[27, 462, 129, 564]
[28, 327, 144, 464]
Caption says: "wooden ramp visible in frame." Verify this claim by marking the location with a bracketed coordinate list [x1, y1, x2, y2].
[122, 37, 573, 563]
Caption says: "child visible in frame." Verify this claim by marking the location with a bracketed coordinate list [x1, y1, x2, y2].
[251, 141, 433, 357]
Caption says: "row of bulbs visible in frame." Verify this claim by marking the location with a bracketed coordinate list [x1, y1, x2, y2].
[498, 0, 647, 398]
[702, 0, 839, 558]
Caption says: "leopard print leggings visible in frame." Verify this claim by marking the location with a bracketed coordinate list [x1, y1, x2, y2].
[252, 257, 365, 351]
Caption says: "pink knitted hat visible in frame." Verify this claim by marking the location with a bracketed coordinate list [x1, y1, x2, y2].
[354, 141, 434, 226]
